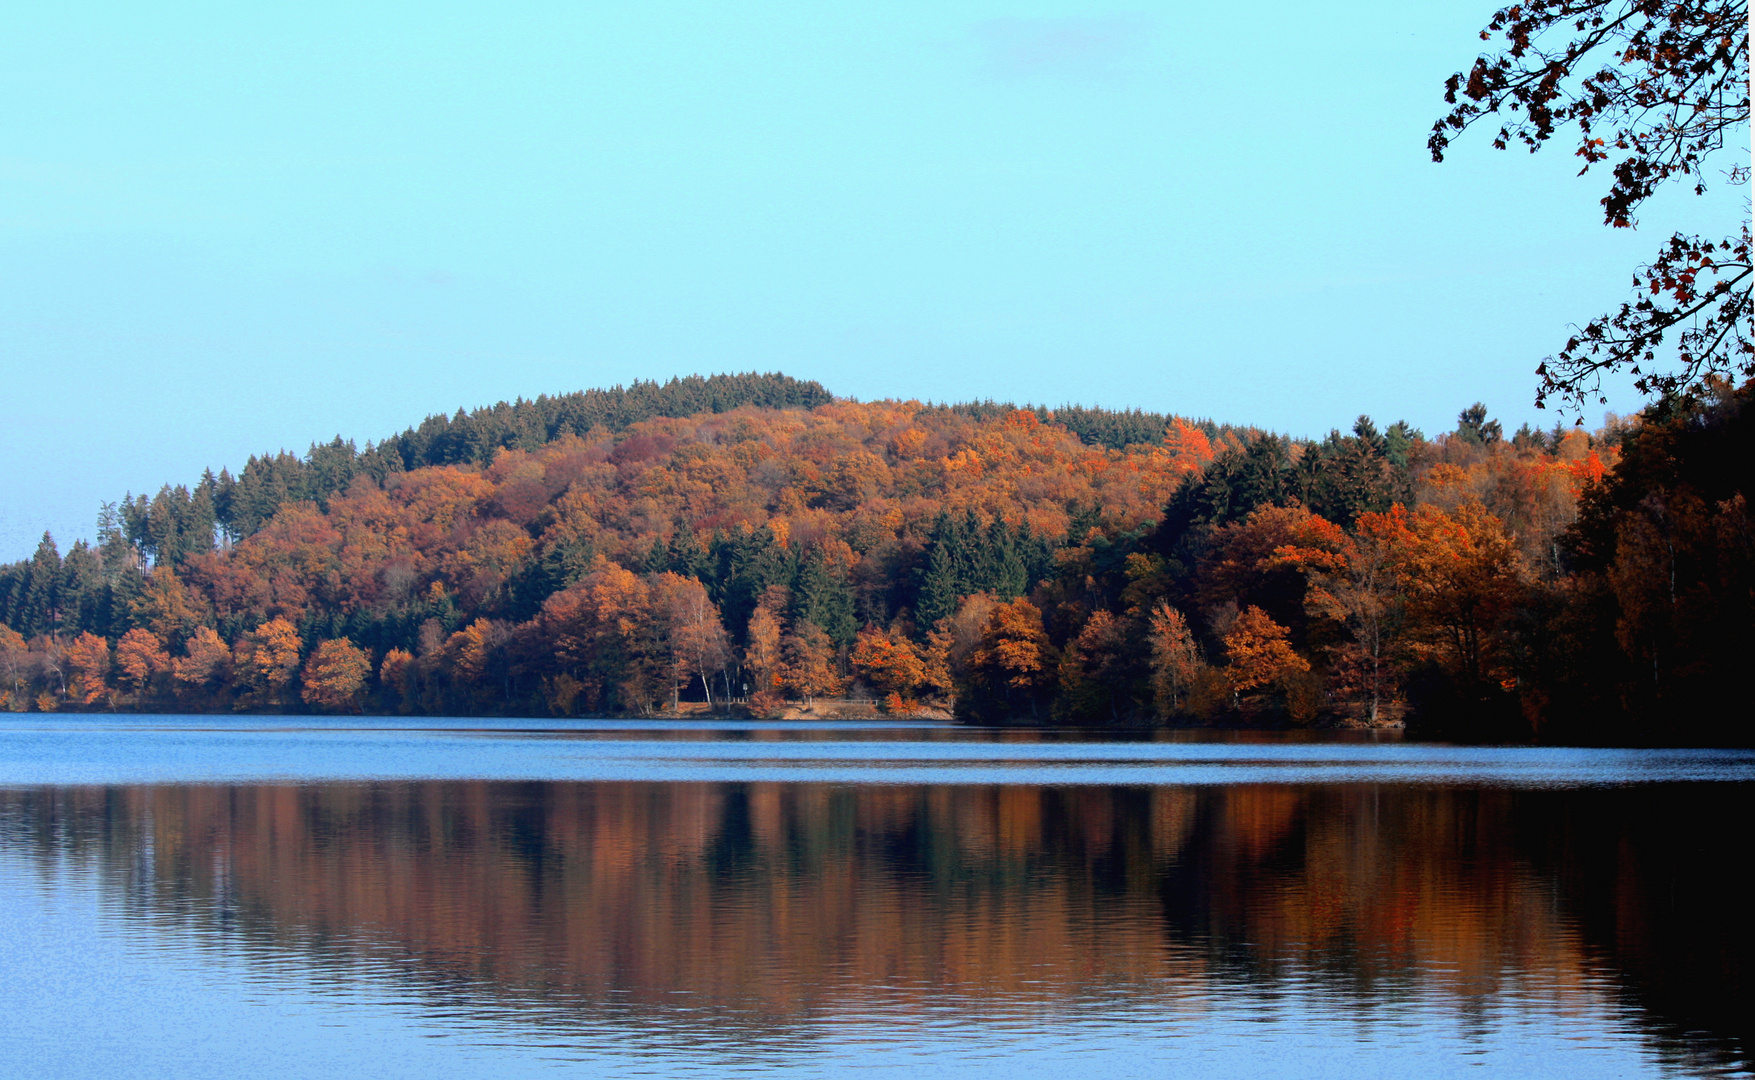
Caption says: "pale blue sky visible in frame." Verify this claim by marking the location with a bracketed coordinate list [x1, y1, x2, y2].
[1, 1, 1742, 559]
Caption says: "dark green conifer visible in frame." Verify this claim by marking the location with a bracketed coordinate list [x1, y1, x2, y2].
[793, 550, 857, 649]
[17, 533, 63, 638]
[1455, 403, 1503, 446]
[59, 540, 109, 637]
[666, 521, 713, 582]
[708, 527, 794, 642]
[916, 513, 968, 628]
[641, 536, 670, 575]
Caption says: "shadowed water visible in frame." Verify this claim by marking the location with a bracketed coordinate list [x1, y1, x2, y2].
[0, 718, 1750, 1077]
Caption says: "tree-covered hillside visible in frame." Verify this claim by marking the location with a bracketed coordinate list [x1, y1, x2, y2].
[2, 373, 1746, 745]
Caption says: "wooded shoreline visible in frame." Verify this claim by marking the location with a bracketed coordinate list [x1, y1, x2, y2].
[2, 373, 1748, 746]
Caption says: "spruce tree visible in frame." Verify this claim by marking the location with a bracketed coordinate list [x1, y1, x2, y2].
[793, 551, 857, 649]
[985, 518, 1029, 600]
[59, 541, 110, 638]
[641, 536, 670, 575]
[212, 469, 238, 545]
[187, 472, 218, 557]
[916, 513, 967, 628]
[145, 488, 181, 566]
[666, 521, 713, 582]
[19, 533, 62, 638]
[709, 527, 794, 644]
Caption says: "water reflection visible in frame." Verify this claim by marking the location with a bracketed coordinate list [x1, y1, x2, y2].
[1, 778, 1748, 1075]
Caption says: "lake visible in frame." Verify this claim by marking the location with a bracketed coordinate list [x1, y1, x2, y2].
[1, 717, 1750, 1078]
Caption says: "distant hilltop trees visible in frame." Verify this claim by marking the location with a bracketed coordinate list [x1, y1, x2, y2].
[200, 373, 840, 544]
[100, 373, 1247, 554]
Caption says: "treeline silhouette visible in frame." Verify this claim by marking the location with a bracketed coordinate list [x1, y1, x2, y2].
[1, 374, 1748, 743]
[933, 400, 1247, 452]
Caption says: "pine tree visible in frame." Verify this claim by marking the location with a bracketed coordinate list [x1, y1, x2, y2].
[212, 468, 238, 546]
[59, 541, 109, 637]
[18, 533, 63, 638]
[708, 527, 794, 645]
[1455, 403, 1503, 447]
[915, 513, 967, 629]
[641, 536, 670, 575]
[186, 472, 218, 557]
[666, 521, 713, 582]
[792, 551, 856, 649]
[145, 488, 181, 566]
[96, 501, 136, 582]
[983, 516, 1029, 600]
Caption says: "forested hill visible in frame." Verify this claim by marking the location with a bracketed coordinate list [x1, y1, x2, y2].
[211, 373, 839, 541]
[1, 373, 1747, 745]
[387, 372, 837, 468]
[95, 372, 1241, 555]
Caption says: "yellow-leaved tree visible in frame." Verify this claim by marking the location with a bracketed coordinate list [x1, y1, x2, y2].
[781, 621, 842, 708]
[173, 627, 232, 695]
[850, 625, 927, 703]
[967, 597, 1056, 720]
[115, 629, 171, 700]
[379, 647, 417, 713]
[649, 572, 730, 712]
[1146, 603, 1204, 719]
[301, 639, 372, 713]
[1393, 502, 1524, 690]
[237, 618, 301, 707]
[0, 624, 29, 711]
[64, 632, 111, 707]
[1223, 606, 1308, 706]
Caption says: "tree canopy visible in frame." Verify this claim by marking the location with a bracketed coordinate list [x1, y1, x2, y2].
[2, 374, 1746, 744]
[1432, 0, 1751, 412]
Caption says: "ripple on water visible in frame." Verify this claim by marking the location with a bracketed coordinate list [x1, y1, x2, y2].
[0, 723, 1749, 1077]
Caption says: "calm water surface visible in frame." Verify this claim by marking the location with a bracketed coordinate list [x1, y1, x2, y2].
[0, 717, 1750, 1078]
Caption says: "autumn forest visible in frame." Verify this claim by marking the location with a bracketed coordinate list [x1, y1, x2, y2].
[2, 372, 1749, 744]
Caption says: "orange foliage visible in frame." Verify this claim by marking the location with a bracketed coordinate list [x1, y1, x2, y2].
[237, 618, 302, 701]
[1162, 418, 1216, 473]
[380, 647, 415, 708]
[743, 603, 785, 693]
[1146, 603, 1204, 717]
[65, 632, 111, 706]
[781, 622, 842, 703]
[1223, 606, 1309, 694]
[971, 599, 1056, 694]
[174, 626, 232, 688]
[130, 568, 203, 644]
[301, 639, 373, 713]
[0, 625, 26, 709]
[1391, 502, 1525, 685]
[850, 626, 927, 697]
[446, 619, 500, 684]
[20, 389, 1684, 730]
[1205, 506, 1347, 593]
[115, 629, 170, 693]
[648, 573, 730, 710]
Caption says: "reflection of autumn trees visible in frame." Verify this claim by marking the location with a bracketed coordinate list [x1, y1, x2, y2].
[3, 779, 1745, 1069]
